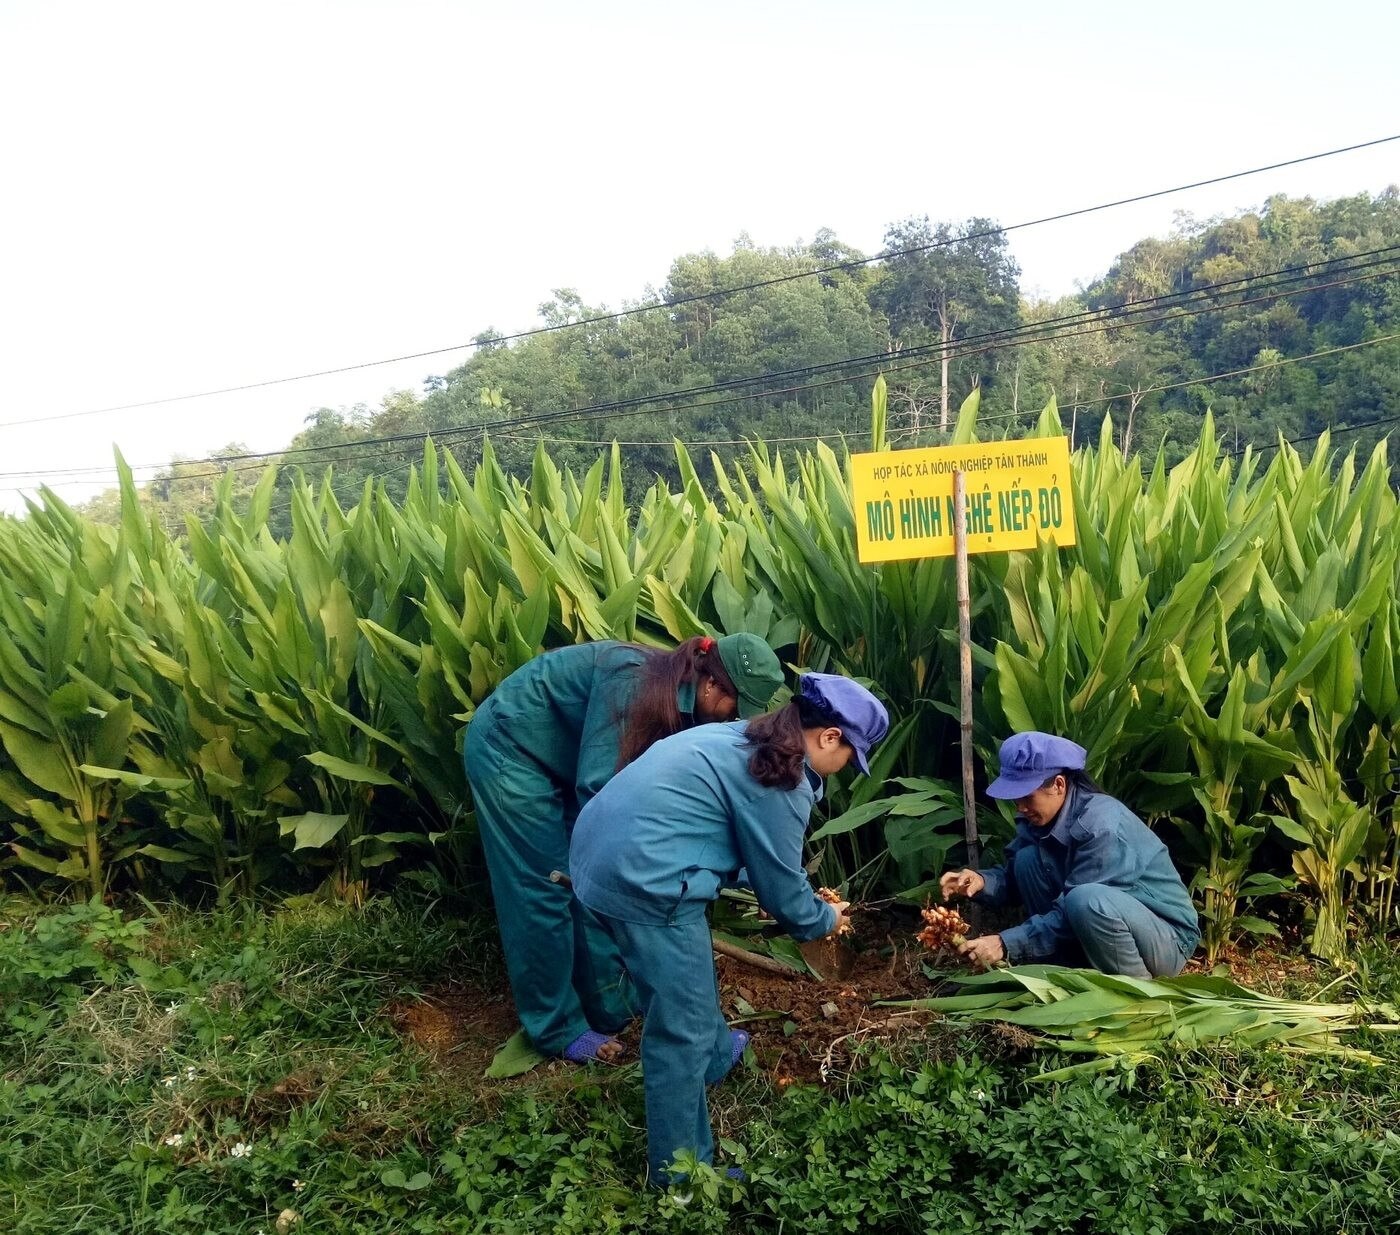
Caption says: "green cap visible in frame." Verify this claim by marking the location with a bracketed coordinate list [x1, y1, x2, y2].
[715, 633, 785, 719]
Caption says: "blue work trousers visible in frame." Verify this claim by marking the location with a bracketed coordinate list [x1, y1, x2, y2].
[464, 718, 635, 1056]
[596, 911, 736, 1183]
[1011, 848, 1188, 978]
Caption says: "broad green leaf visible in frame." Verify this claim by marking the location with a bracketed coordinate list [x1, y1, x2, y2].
[135, 844, 199, 864]
[46, 682, 89, 722]
[485, 1028, 545, 1079]
[280, 812, 350, 850]
[0, 720, 79, 800]
[304, 751, 405, 790]
[26, 798, 86, 848]
[79, 765, 192, 792]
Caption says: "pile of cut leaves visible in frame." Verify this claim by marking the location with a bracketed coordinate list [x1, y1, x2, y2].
[884, 965, 1400, 1080]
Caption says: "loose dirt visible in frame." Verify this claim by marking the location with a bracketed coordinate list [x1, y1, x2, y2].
[715, 907, 943, 1083]
[390, 906, 958, 1087]
[390, 979, 522, 1078]
[387, 904, 1317, 1089]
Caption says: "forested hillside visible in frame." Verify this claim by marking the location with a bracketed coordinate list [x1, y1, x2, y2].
[81, 190, 1400, 532]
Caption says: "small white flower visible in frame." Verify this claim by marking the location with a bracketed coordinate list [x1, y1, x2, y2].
[166, 1002, 184, 1014]
[162, 1134, 184, 1148]
[974, 1088, 988, 1102]
[161, 1075, 178, 1088]
[230, 1141, 252, 1159]
[291, 1180, 305, 1192]
[184, 1065, 197, 1081]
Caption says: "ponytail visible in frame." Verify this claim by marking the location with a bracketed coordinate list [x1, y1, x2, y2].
[616, 636, 739, 768]
[743, 695, 835, 789]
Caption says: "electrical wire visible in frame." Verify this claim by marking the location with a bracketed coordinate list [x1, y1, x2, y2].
[263, 327, 1400, 515]
[261, 327, 1400, 518]
[3, 134, 1396, 432]
[1236, 409, 1400, 457]
[491, 332, 1400, 447]
[7, 249, 1396, 488]
[9, 329, 1396, 501]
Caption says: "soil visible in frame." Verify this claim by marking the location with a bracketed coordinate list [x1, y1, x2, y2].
[1182, 939, 1320, 995]
[715, 906, 943, 1084]
[389, 979, 523, 1079]
[387, 904, 1322, 1090]
[390, 905, 959, 1088]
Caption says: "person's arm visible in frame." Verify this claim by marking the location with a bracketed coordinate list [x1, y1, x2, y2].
[998, 817, 1137, 962]
[973, 859, 1014, 906]
[731, 786, 836, 943]
[946, 833, 1024, 907]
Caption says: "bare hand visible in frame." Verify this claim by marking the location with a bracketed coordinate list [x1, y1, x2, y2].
[595, 1037, 624, 1063]
[957, 934, 1006, 969]
[826, 901, 852, 937]
[940, 869, 985, 900]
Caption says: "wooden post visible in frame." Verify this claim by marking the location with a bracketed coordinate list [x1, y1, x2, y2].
[953, 470, 980, 868]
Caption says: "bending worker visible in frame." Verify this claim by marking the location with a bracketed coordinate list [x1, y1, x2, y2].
[463, 634, 784, 1065]
[941, 731, 1200, 977]
[570, 673, 889, 1184]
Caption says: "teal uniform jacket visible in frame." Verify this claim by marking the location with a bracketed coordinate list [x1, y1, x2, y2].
[569, 720, 836, 1181]
[465, 641, 679, 1056]
[473, 640, 649, 812]
[570, 721, 837, 943]
[976, 785, 1201, 964]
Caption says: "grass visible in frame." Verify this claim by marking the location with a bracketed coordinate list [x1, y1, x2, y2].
[1, 891, 1398, 1234]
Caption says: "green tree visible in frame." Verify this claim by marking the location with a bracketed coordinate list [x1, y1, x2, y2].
[872, 216, 1021, 432]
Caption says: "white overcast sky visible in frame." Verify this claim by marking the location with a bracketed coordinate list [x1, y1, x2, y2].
[1, 0, 1397, 512]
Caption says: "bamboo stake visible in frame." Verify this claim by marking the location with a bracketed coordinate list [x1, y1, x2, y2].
[711, 936, 807, 979]
[954, 470, 980, 869]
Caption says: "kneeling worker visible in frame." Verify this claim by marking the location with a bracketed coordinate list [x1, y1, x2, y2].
[941, 732, 1200, 977]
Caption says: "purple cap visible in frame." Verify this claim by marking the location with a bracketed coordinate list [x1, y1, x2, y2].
[797, 673, 890, 775]
[985, 732, 1087, 799]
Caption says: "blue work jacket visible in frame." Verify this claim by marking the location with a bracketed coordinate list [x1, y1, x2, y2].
[570, 721, 837, 942]
[975, 784, 1201, 963]
[471, 641, 691, 813]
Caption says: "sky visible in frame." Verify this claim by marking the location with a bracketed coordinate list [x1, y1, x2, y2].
[1, 0, 1397, 513]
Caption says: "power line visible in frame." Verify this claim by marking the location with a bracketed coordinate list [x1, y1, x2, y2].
[432, 261, 1400, 442]
[244, 328, 1400, 515]
[1236, 409, 1400, 458]
[3, 134, 1397, 433]
[337, 258, 1400, 446]
[1075, 331, 1400, 412]
[8, 248, 1396, 487]
[200, 329, 1400, 517]
[10, 326, 1397, 503]
[284, 244, 1400, 437]
[490, 333, 1400, 448]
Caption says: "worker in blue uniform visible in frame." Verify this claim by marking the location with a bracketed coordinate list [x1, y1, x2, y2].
[941, 731, 1200, 976]
[463, 634, 784, 1064]
[570, 672, 890, 1184]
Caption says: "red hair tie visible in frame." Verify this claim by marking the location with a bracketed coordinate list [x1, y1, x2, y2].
[699, 636, 715, 653]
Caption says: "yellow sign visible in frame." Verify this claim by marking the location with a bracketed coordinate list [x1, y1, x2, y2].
[850, 437, 1076, 563]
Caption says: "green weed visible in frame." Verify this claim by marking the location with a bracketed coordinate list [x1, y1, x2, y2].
[1, 898, 1397, 1234]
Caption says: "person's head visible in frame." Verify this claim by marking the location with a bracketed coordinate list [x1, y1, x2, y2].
[985, 732, 1090, 827]
[745, 672, 890, 789]
[617, 633, 783, 767]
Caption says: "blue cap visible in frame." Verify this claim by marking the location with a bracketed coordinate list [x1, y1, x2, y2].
[798, 673, 890, 775]
[986, 732, 1087, 799]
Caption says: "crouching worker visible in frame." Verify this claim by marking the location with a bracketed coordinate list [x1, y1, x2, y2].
[941, 732, 1200, 978]
[570, 673, 889, 1185]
